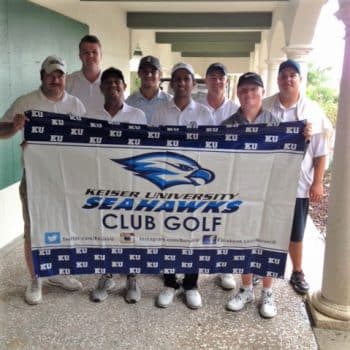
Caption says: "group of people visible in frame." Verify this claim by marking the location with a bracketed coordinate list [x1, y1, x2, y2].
[0, 34, 331, 319]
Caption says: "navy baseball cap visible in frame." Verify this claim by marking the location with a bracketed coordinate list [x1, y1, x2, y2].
[237, 72, 264, 88]
[138, 55, 161, 71]
[278, 59, 301, 75]
[101, 67, 125, 83]
[206, 62, 228, 76]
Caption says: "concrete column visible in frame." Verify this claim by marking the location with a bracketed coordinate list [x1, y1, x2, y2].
[265, 58, 283, 96]
[249, 52, 255, 72]
[259, 64, 268, 91]
[253, 43, 260, 73]
[283, 45, 313, 92]
[258, 39, 268, 89]
[308, 1, 350, 328]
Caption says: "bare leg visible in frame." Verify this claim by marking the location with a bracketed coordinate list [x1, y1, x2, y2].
[289, 241, 303, 271]
[241, 273, 253, 286]
[24, 239, 35, 279]
[20, 176, 36, 279]
[262, 276, 273, 289]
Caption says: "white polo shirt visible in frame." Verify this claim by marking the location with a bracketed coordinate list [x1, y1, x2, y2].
[89, 103, 147, 125]
[1, 88, 86, 166]
[66, 70, 104, 116]
[197, 96, 239, 125]
[151, 99, 214, 127]
[1, 89, 86, 123]
[263, 95, 328, 198]
[263, 93, 333, 135]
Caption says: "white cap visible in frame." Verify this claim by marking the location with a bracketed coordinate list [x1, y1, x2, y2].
[41, 55, 67, 74]
[171, 62, 195, 76]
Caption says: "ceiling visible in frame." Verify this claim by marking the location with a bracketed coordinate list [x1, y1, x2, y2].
[81, 0, 290, 58]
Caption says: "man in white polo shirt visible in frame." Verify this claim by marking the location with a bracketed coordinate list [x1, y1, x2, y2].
[151, 62, 213, 128]
[90, 67, 146, 304]
[263, 59, 330, 295]
[0, 55, 86, 305]
[197, 62, 239, 290]
[198, 62, 239, 125]
[151, 62, 213, 310]
[66, 35, 104, 116]
[89, 67, 146, 124]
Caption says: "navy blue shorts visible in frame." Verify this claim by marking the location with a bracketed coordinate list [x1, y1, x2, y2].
[290, 198, 309, 242]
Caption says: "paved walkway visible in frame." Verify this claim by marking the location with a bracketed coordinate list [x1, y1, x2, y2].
[1, 218, 349, 350]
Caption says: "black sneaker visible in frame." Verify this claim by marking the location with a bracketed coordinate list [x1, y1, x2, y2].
[290, 271, 310, 294]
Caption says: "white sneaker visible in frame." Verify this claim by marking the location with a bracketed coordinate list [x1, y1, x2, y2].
[220, 274, 236, 290]
[91, 274, 116, 302]
[226, 287, 254, 311]
[125, 275, 141, 303]
[259, 289, 277, 318]
[185, 289, 202, 309]
[25, 278, 42, 305]
[157, 287, 176, 308]
[47, 275, 83, 291]
[253, 275, 261, 286]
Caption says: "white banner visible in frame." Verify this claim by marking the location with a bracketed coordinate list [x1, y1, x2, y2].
[23, 111, 306, 278]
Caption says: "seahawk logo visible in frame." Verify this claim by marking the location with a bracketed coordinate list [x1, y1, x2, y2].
[112, 152, 215, 190]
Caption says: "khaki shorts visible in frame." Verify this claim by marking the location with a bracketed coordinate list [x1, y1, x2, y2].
[19, 174, 31, 242]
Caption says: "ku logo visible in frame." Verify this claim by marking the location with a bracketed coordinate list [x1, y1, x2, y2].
[44, 232, 61, 244]
[112, 152, 215, 190]
[31, 111, 44, 118]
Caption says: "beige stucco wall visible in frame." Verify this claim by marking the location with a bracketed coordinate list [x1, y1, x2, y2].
[30, 0, 130, 85]
[130, 29, 249, 78]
